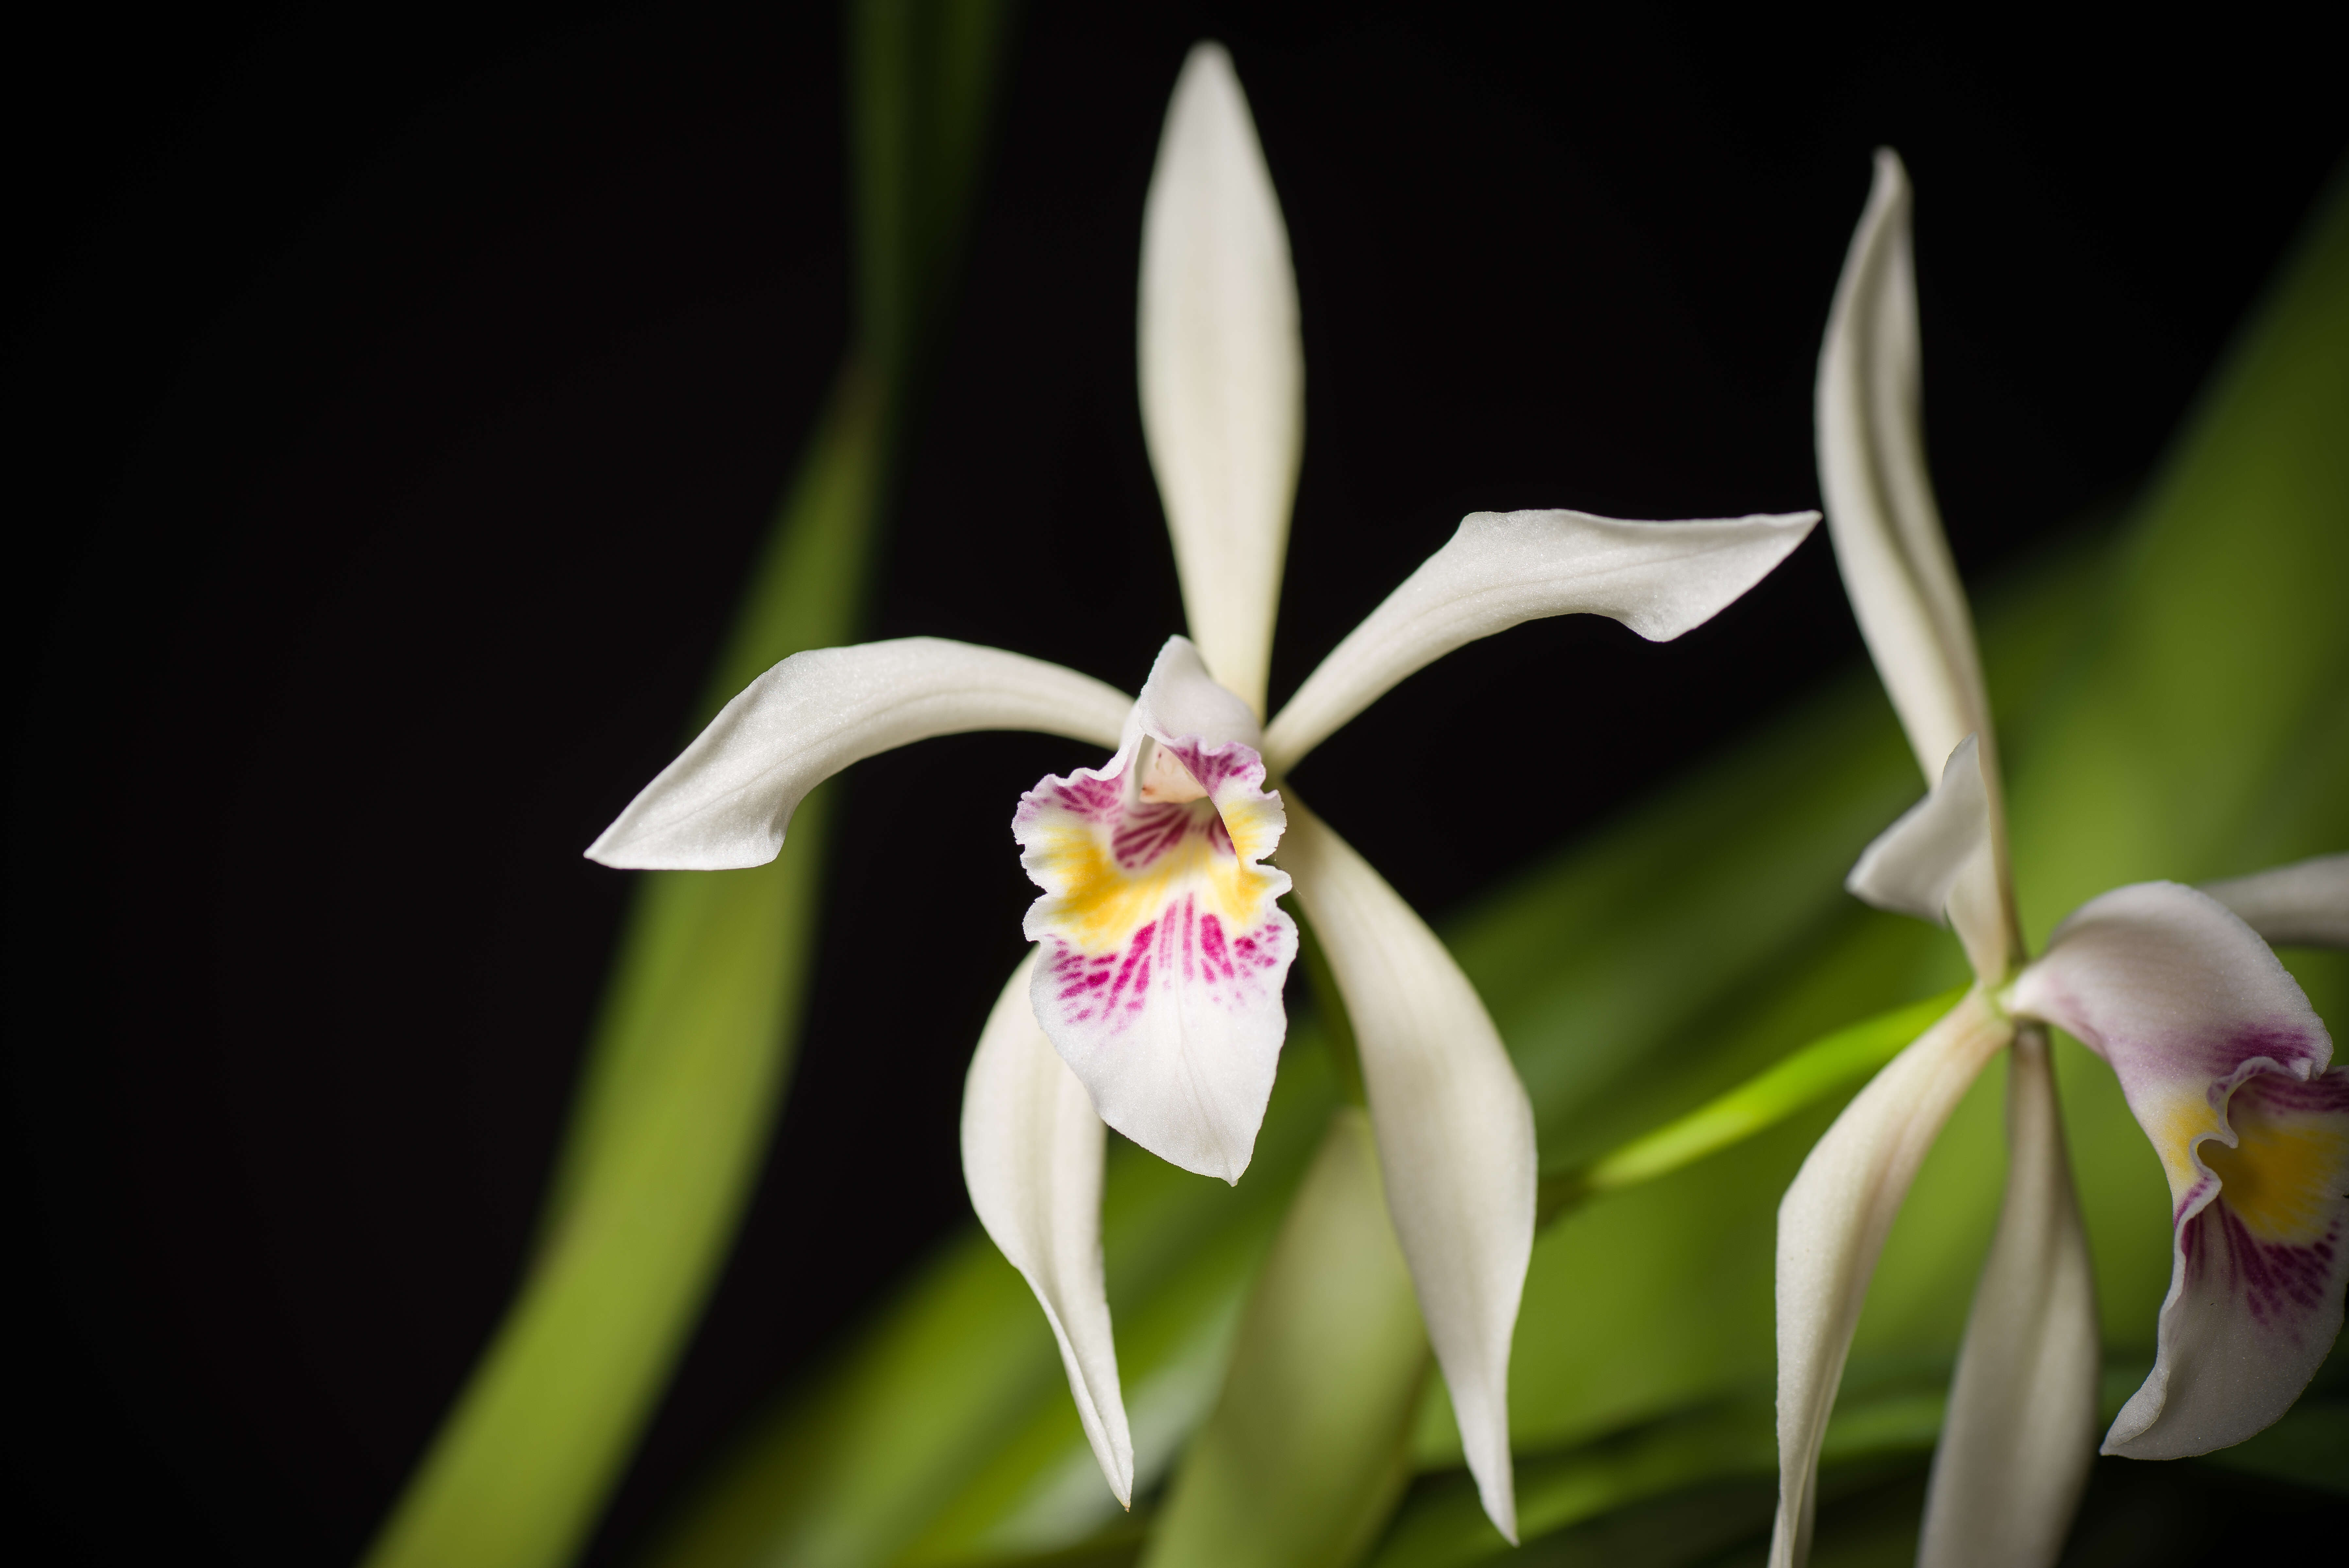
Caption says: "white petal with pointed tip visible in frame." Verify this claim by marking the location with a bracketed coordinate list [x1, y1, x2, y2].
[1815, 149, 1993, 784]
[1263, 508, 1818, 773]
[1770, 989, 2009, 1568]
[2009, 880, 2341, 1458]
[1139, 42, 1303, 718]
[2202, 852, 2349, 948]
[1917, 1026, 2098, 1568]
[962, 953, 1136, 1508]
[1017, 639, 1295, 1183]
[1279, 799, 1534, 1545]
[587, 638, 1133, 870]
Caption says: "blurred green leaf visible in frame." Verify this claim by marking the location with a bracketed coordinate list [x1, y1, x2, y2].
[1542, 988, 1966, 1221]
[360, 7, 1014, 1567]
[1370, 1376, 1949, 1568]
[1143, 1109, 1429, 1568]
[644, 1035, 1334, 1568]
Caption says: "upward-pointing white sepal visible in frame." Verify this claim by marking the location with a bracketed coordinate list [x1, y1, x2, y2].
[1139, 42, 1304, 718]
[1815, 150, 1992, 784]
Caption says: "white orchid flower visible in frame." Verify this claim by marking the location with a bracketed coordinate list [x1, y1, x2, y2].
[588, 43, 1818, 1535]
[1770, 149, 2349, 1568]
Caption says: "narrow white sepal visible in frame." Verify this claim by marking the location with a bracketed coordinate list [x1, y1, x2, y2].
[2201, 852, 2349, 948]
[1917, 1026, 2098, 1568]
[1845, 733, 2006, 980]
[1280, 799, 1534, 1545]
[1138, 41, 1303, 718]
[1770, 989, 2011, 1568]
[1815, 149, 1994, 784]
[586, 638, 1133, 870]
[962, 953, 1136, 1508]
[1262, 508, 1818, 773]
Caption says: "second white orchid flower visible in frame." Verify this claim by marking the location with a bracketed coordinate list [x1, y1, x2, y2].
[1770, 150, 2349, 1568]
[590, 44, 1818, 1539]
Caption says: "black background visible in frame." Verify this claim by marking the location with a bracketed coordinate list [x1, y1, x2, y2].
[6, 4, 2341, 1565]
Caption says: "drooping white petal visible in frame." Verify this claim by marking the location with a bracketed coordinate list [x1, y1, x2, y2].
[1770, 989, 2010, 1568]
[1815, 149, 1992, 786]
[1016, 640, 1295, 1183]
[1845, 734, 2006, 981]
[1278, 799, 1534, 1545]
[1138, 42, 1303, 718]
[1918, 1025, 2098, 1568]
[587, 638, 1133, 870]
[2009, 880, 2342, 1458]
[962, 954, 1135, 1506]
[2202, 852, 2349, 948]
[1262, 508, 1818, 773]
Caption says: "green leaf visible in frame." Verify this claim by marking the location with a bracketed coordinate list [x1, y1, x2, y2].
[1542, 988, 1967, 1221]
[360, 370, 885, 1568]
[643, 1037, 1340, 1568]
[1143, 1109, 1430, 1568]
[360, 6, 1018, 1565]
[1368, 1376, 1949, 1568]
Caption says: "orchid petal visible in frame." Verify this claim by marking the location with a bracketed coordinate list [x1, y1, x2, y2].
[1138, 42, 1303, 718]
[1770, 988, 2010, 1568]
[586, 638, 1132, 870]
[1918, 1026, 2098, 1568]
[1846, 733, 1987, 923]
[2009, 880, 2342, 1457]
[1844, 734, 2006, 981]
[1279, 798, 1535, 1545]
[2203, 852, 2349, 948]
[1816, 149, 1993, 786]
[1262, 508, 1818, 773]
[1016, 640, 1296, 1182]
[961, 953, 1135, 1507]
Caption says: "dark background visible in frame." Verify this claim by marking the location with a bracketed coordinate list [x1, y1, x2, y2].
[5, 3, 2340, 1564]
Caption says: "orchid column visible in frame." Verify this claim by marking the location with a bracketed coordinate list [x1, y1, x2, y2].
[1769, 150, 2349, 1568]
[590, 43, 1819, 1545]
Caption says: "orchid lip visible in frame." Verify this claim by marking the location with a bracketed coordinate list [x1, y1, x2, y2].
[1013, 640, 1297, 1183]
